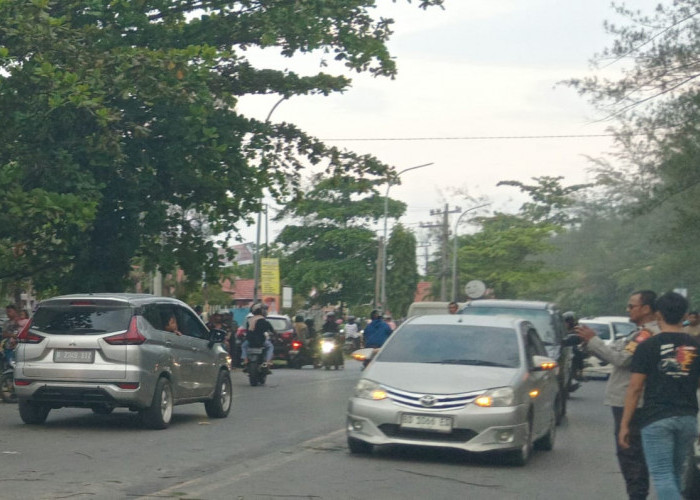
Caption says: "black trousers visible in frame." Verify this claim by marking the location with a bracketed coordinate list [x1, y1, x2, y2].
[612, 406, 649, 500]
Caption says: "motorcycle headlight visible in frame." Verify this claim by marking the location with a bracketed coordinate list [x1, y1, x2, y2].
[321, 340, 335, 354]
[474, 387, 515, 407]
[354, 379, 387, 401]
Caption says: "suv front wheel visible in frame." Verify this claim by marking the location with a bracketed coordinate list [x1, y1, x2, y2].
[140, 377, 173, 429]
[19, 400, 51, 425]
[205, 370, 232, 418]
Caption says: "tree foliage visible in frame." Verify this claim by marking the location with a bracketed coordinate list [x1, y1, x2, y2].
[0, 0, 442, 293]
[275, 173, 406, 309]
[386, 223, 418, 318]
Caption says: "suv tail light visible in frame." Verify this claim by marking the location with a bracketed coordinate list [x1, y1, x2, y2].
[291, 340, 302, 350]
[17, 320, 44, 344]
[282, 331, 293, 340]
[104, 316, 146, 345]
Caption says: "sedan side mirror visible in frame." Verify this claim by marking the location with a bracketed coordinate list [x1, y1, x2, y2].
[531, 355, 558, 372]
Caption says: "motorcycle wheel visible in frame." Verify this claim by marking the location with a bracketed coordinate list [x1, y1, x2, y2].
[249, 363, 260, 386]
[0, 372, 16, 403]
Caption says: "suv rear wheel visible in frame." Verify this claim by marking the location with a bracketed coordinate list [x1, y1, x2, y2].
[140, 377, 173, 429]
[19, 400, 51, 425]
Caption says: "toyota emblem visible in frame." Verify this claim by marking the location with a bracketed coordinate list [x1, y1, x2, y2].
[419, 395, 436, 407]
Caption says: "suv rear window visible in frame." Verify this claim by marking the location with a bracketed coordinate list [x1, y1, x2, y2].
[32, 304, 133, 335]
[267, 317, 291, 331]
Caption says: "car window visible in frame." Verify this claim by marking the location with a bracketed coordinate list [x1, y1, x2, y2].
[613, 322, 636, 336]
[376, 324, 520, 368]
[176, 307, 209, 340]
[580, 322, 610, 340]
[461, 307, 557, 344]
[267, 317, 290, 331]
[31, 304, 133, 335]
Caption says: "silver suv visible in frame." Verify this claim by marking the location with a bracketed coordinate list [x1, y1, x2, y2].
[15, 294, 232, 429]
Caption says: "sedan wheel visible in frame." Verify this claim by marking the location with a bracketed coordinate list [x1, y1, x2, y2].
[535, 406, 556, 451]
[508, 418, 533, 466]
[347, 437, 373, 454]
[18, 400, 51, 425]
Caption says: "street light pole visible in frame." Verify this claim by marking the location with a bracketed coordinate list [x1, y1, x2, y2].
[451, 203, 490, 300]
[380, 162, 434, 310]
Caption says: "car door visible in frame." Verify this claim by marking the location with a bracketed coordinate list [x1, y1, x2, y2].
[524, 327, 557, 436]
[175, 306, 218, 398]
[152, 304, 196, 399]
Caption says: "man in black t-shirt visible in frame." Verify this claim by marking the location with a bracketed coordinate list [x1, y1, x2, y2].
[620, 292, 700, 499]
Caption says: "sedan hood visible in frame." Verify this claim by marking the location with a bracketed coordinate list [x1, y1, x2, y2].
[365, 361, 520, 394]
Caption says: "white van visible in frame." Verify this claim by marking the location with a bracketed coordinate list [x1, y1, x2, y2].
[406, 301, 468, 318]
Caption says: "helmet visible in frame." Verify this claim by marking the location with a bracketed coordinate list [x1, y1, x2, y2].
[250, 303, 264, 314]
[347, 315, 355, 321]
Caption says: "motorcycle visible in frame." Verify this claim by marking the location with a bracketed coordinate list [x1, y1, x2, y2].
[288, 339, 320, 369]
[0, 358, 15, 403]
[320, 332, 344, 370]
[343, 336, 361, 355]
[245, 346, 270, 386]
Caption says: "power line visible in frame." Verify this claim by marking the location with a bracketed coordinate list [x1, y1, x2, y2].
[322, 133, 622, 142]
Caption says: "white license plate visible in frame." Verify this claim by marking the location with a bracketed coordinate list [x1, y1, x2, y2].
[54, 349, 95, 363]
[400, 413, 453, 433]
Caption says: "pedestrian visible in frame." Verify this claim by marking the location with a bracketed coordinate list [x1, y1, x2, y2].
[684, 310, 700, 337]
[448, 301, 459, 314]
[363, 310, 392, 349]
[2, 304, 26, 366]
[619, 291, 700, 500]
[576, 290, 659, 500]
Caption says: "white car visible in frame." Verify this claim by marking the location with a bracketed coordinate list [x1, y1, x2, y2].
[580, 316, 636, 379]
[347, 315, 560, 465]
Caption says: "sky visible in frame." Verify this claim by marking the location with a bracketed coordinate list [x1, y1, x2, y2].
[233, 0, 659, 264]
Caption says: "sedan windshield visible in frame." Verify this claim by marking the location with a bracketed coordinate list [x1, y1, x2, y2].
[461, 307, 556, 344]
[377, 325, 520, 368]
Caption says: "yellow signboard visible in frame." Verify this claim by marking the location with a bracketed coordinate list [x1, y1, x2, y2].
[260, 258, 280, 295]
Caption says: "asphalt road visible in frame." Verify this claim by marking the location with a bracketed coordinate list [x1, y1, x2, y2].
[0, 362, 635, 499]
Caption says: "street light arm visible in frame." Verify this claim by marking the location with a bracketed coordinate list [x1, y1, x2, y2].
[451, 203, 491, 300]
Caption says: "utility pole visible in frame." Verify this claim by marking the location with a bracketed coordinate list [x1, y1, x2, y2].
[416, 242, 430, 277]
[374, 236, 384, 310]
[422, 204, 461, 301]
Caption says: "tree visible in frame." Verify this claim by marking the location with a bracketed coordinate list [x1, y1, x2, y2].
[386, 223, 418, 318]
[458, 214, 563, 299]
[275, 173, 406, 309]
[0, 0, 443, 293]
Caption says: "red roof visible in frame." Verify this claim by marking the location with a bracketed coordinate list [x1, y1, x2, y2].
[233, 279, 255, 300]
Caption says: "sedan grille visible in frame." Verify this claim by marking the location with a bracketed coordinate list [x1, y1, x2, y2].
[382, 385, 485, 411]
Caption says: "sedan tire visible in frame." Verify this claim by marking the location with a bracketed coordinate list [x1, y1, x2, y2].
[534, 406, 556, 451]
[347, 437, 373, 455]
[508, 417, 533, 466]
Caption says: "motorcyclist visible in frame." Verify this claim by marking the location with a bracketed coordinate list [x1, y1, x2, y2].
[322, 312, 339, 334]
[241, 303, 275, 370]
[344, 316, 362, 351]
[363, 310, 392, 349]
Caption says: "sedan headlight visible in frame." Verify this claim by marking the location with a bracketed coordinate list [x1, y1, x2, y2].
[354, 379, 387, 401]
[474, 387, 515, 407]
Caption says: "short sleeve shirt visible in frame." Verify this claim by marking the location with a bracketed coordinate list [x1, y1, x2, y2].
[630, 332, 700, 427]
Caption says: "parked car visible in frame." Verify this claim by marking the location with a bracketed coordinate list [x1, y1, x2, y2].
[347, 314, 559, 465]
[460, 300, 571, 424]
[14, 294, 232, 429]
[579, 316, 636, 379]
[265, 314, 295, 365]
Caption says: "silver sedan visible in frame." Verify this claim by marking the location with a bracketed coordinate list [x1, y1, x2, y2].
[347, 314, 559, 465]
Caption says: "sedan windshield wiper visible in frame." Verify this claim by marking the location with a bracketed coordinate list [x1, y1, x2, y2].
[429, 359, 513, 367]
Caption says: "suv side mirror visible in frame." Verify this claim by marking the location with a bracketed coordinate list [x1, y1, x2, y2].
[208, 328, 227, 348]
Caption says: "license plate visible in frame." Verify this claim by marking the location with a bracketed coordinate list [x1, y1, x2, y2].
[400, 413, 453, 433]
[54, 349, 95, 363]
